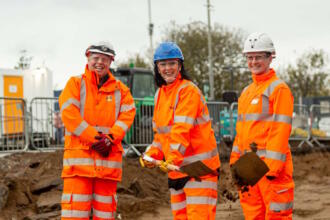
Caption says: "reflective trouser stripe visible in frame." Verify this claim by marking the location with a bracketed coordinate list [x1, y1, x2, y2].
[93, 194, 113, 203]
[171, 201, 187, 211]
[61, 210, 90, 218]
[93, 209, 114, 219]
[231, 145, 240, 154]
[270, 201, 293, 212]
[62, 193, 92, 202]
[186, 196, 217, 206]
[185, 181, 217, 190]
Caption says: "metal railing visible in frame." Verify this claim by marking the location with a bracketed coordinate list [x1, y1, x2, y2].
[309, 104, 330, 148]
[0, 97, 29, 152]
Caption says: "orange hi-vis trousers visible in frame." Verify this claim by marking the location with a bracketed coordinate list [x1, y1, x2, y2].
[61, 176, 117, 220]
[170, 176, 218, 220]
[239, 175, 294, 220]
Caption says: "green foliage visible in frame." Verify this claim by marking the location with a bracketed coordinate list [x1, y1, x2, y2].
[162, 21, 249, 99]
[284, 49, 330, 99]
[118, 54, 149, 69]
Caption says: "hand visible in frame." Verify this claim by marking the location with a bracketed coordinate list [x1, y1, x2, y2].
[91, 133, 113, 157]
[159, 159, 180, 173]
[139, 157, 156, 168]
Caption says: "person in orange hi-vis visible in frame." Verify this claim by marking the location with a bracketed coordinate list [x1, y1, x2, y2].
[140, 42, 221, 220]
[59, 41, 136, 220]
[230, 33, 294, 219]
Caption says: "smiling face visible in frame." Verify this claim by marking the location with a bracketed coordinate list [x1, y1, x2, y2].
[87, 53, 112, 78]
[157, 59, 182, 84]
[246, 52, 272, 75]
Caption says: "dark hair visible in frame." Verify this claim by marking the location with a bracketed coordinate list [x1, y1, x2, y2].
[154, 60, 191, 87]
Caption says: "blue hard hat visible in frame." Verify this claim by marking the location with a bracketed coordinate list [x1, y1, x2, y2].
[153, 42, 184, 63]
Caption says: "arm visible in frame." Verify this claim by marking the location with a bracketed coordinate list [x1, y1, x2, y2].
[264, 87, 293, 177]
[110, 83, 136, 145]
[59, 77, 99, 144]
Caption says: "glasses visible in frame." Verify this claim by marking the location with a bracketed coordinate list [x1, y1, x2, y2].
[157, 60, 179, 69]
[246, 54, 270, 62]
[88, 54, 111, 63]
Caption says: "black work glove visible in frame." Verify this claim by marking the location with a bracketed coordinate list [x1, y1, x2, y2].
[91, 133, 113, 157]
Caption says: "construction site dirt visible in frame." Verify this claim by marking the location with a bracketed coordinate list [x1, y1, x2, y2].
[0, 148, 329, 220]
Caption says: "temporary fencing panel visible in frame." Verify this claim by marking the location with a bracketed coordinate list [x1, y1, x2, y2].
[310, 104, 330, 148]
[0, 97, 29, 152]
[206, 101, 230, 144]
[290, 104, 313, 148]
[29, 97, 64, 150]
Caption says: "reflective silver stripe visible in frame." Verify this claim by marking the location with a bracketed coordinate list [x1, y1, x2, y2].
[232, 145, 240, 154]
[263, 79, 284, 97]
[114, 89, 121, 120]
[73, 120, 89, 136]
[171, 201, 186, 211]
[185, 181, 217, 190]
[266, 150, 286, 162]
[157, 125, 172, 134]
[114, 120, 128, 132]
[273, 114, 292, 124]
[195, 114, 210, 125]
[237, 114, 243, 122]
[186, 196, 217, 206]
[262, 95, 269, 113]
[170, 189, 184, 196]
[95, 160, 122, 169]
[80, 78, 86, 117]
[152, 141, 162, 149]
[174, 83, 192, 112]
[61, 194, 71, 202]
[60, 98, 80, 113]
[94, 126, 111, 134]
[72, 194, 92, 202]
[63, 158, 94, 166]
[270, 201, 293, 211]
[120, 103, 135, 112]
[61, 210, 90, 218]
[181, 148, 218, 166]
[93, 193, 113, 203]
[256, 149, 266, 157]
[93, 209, 114, 219]
[152, 121, 156, 130]
[170, 143, 186, 155]
[66, 130, 72, 136]
[174, 115, 195, 125]
[245, 113, 272, 121]
[154, 88, 160, 106]
[145, 145, 152, 152]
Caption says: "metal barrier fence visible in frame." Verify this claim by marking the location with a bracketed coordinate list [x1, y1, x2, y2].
[29, 97, 64, 150]
[0, 97, 29, 152]
[290, 104, 313, 148]
[207, 101, 230, 144]
[309, 104, 330, 148]
[2, 96, 329, 153]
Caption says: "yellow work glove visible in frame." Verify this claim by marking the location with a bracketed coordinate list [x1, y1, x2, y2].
[159, 159, 174, 173]
[139, 156, 156, 168]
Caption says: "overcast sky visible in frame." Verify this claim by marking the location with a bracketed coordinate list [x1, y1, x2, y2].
[1, 0, 330, 90]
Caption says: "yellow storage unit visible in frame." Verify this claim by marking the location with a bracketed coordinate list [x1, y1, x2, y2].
[3, 75, 24, 135]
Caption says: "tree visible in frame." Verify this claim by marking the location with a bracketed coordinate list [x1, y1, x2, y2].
[117, 54, 149, 69]
[14, 49, 33, 70]
[163, 21, 250, 99]
[284, 49, 330, 99]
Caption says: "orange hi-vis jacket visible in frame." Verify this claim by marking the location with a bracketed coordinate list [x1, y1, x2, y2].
[230, 69, 293, 178]
[59, 65, 136, 181]
[145, 76, 220, 180]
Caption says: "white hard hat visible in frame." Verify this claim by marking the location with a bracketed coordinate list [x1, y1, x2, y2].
[85, 41, 116, 59]
[243, 33, 276, 58]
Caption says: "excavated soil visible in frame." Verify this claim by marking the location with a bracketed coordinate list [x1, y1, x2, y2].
[0, 147, 329, 220]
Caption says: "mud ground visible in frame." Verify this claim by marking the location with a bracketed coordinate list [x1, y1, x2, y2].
[0, 147, 329, 220]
